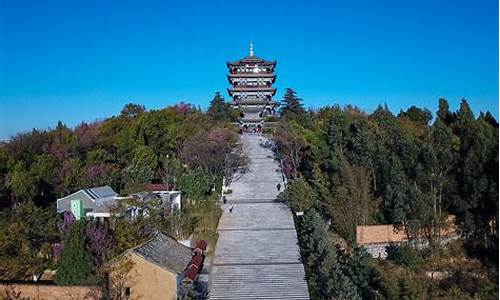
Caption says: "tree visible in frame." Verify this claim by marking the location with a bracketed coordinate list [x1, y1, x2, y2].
[278, 178, 315, 212]
[275, 122, 305, 179]
[159, 156, 184, 190]
[177, 170, 213, 201]
[437, 98, 455, 126]
[122, 145, 157, 187]
[297, 209, 361, 300]
[0, 201, 57, 279]
[0, 147, 11, 207]
[54, 221, 95, 285]
[398, 106, 432, 125]
[180, 128, 242, 178]
[120, 103, 146, 118]
[57, 211, 76, 238]
[207, 92, 233, 122]
[344, 247, 377, 299]
[448, 99, 498, 248]
[326, 160, 378, 244]
[279, 88, 306, 122]
[7, 162, 37, 202]
[86, 221, 114, 266]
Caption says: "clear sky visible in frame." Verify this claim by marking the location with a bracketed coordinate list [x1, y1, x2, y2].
[0, 0, 498, 140]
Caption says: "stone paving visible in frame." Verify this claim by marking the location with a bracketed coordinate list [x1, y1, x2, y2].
[209, 134, 310, 300]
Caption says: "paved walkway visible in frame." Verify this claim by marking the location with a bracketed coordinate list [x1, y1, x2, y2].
[209, 134, 310, 300]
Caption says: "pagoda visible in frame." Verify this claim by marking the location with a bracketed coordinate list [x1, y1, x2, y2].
[227, 44, 278, 131]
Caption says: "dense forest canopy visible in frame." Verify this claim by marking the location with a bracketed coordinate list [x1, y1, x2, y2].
[275, 89, 498, 299]
[0, 93, 241, 282]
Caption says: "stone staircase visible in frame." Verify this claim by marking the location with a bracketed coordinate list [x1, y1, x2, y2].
[209, 134, 309, 300]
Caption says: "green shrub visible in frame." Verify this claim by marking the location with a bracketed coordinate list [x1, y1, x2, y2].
[386, 243, 421, 268]
[278, 178, 315, 212]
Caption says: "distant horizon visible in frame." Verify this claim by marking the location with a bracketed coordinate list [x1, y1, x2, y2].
[1, 0, 498, 140]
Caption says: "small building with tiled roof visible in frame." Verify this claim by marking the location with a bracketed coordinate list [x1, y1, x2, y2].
[108, 232, 193, 300]
[357, 215, 458, 258]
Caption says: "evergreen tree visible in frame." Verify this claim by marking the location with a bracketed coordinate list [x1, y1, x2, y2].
[437, 98, 454, 125]
[279, 88, 306, 121]
[120, 103, 146, 118]
[298, 209, 361, 300]
[398, 105, 432, 125]
[277, 178, 315, 212]
[207, 92, 232, 121]
[54, 221, 95, 285]
[344, 247, 376, 299]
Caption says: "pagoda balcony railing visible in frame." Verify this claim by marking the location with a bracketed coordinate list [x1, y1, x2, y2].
[232, 84, 273, 88]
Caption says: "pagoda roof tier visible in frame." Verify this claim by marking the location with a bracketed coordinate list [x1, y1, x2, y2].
[227, 56, 276, 67]
[228, 73, 276, 78]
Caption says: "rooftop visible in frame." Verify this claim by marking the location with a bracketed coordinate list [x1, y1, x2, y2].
[356, 215, 457, 245]
[227, 43, 276, 67]
[82, 186, 117, 199]
[133, 232, 192, 274]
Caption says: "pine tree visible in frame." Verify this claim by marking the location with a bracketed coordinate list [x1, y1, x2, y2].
[437, 98, 454, 125]
[54, 221, 95, 285]
[298, 209, 361, 300]
[344, 247, 375, 299]
[277, 178, 315, 212]
[207, 92, 232, 121]
[279, 88, 306, 122]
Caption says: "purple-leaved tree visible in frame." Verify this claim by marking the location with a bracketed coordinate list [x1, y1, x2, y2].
[57, 211, 76, 238]
[86, 222, 114, 266]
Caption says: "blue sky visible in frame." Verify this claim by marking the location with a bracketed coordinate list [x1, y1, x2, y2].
[0, 0, 498, 139]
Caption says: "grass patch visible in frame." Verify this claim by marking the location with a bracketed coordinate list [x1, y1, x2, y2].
[181, 195, 222, 255]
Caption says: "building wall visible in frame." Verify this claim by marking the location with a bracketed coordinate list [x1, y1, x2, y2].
[113, 253, 178, 300]
[57, 191, 90, 213]
[0, 283, 102, 300]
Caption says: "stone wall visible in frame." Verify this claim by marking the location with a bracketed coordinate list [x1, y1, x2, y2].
[0, 283, 102, 300]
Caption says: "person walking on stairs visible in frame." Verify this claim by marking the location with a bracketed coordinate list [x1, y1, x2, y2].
[229, 205, 234, 213]
[276, 183, 281, 192]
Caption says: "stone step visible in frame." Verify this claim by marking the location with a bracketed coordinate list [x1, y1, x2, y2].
[210, 264, 309, 300]
[213, 229, 301, 265]
[218, 203, 295, 230]
[226, 181, 283, 200]
[210, 134, 309, 300]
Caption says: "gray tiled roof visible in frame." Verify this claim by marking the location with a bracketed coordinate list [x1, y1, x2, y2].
[133, 232, 192, 274]
[227, 56, 276, 66]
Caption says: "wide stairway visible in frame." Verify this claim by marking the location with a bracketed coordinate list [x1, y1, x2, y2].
[209, 134, 310, 300]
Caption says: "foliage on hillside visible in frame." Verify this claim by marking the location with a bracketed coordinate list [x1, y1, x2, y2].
[276, 89, 498, 299]
[0, 98, 240, 281]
